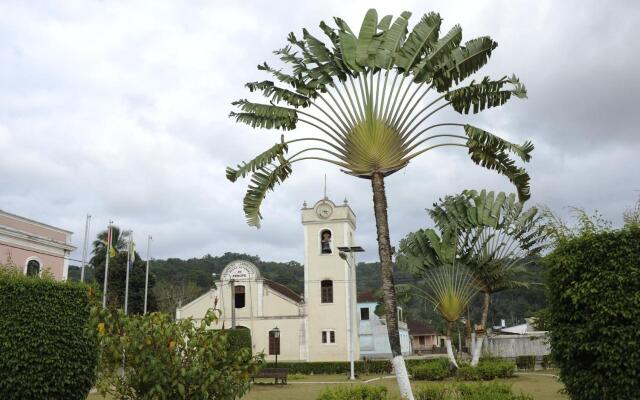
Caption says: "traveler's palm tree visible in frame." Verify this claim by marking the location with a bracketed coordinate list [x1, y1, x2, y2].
[403, 264, 477, 368]
[228, 9, 532, 397]
[398, 190, 546, 365]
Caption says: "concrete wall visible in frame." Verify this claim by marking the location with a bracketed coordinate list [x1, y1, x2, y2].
[484, 334, 550, 358]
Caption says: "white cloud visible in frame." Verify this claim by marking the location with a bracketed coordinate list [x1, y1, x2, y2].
[1, 0, 638, 263]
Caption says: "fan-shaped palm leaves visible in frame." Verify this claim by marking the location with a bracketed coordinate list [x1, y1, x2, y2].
[228, 10, 532, 228]
[403, 264, 478, 367]
[228, 10, 534, 398]
[398, 190, 547, 365]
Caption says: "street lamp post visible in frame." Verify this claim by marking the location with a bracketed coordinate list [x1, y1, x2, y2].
[338, 245, 364, 381]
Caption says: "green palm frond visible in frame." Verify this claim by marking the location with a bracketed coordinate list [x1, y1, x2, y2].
[229, 100, 298, 130]
[242, 156, 293, 228]
[395, 12, 442, 71]
[229, 8, 534, 227]
[446, 76, 526, 114]
[465, 125, 533, 201]
[226, 142, 288, 182]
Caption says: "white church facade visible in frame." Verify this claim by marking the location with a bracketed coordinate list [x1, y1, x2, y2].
[177, 197, 360, 362]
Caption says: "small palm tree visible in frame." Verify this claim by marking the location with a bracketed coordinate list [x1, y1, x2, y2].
[90, 226, 130, 268]
[399, 190, 546, 365]
[227, 9, 532, 398]
[404, 264, 477, 368]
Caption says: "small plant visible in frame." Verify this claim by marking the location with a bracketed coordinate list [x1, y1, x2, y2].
[89, 306, 263, 400]
[540, 354, 554, 370]
[515, 355, 536, 370]
[316, 385, 388, 400]
[410, 358, 452, 380]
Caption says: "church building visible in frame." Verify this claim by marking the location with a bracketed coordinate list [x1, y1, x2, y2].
[176, 197, 360, 362]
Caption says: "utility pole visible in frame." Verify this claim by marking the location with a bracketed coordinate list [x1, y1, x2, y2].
[124, 230, 133, 315]
[338, 245, 364, 381]
[80, 214, 91, 283]
[144, 235, 152, 314]
[102, 221, 113, 308]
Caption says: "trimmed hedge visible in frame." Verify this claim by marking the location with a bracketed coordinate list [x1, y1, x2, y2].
[0, 270, 97, 399]
[456, 360, 515, 381]
[515, 355, 536, 370]
[264, 360, 392, 374]
[415, 382, 533, 400]
[410, 358, 451, 380]
[545, 225, 640, 399]
[316, 385, 388, 400]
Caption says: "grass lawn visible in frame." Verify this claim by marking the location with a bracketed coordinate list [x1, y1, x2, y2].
[244, 372, 566, 400]
[87, 372, 566, 400]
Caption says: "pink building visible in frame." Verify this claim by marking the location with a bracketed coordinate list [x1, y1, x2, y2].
[0, 209, 76, 280]
[408, 320, 442, 354]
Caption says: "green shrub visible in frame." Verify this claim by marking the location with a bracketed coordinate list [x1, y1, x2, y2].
[0, 269, 97, 400]
[545, 225, 640, 399]
[264, 359, 392, 374]
[222, 328, 252, 350]
[456, 359, 515, 381]
[90, 308, 263, 399]
[515, 355, 536, 370]
[410, 358, 452, 380]
[540, 354, 553, 370]
[415, 382, 533, 400]
[316, 385, 388, 400]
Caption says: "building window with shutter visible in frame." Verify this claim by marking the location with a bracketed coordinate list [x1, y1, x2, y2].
[321, 280, 333, 303]
[234, 285, 245, 308]
[360, 307, 370, 320]
[321, 330, 336, 344]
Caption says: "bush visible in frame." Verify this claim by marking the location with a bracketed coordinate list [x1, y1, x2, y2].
[316, 385, 388, 400]
[540, 354, 554, 370]
[264, 359, 392, 374]
[515, 355, 536, 370]
[456, 360, 515, 381]
[223, 328, 252, 350]
[410, 358, 452, 380]
[0, 269, 97, 400]
[415, 382, 533, 400]
[545, 225, 640, 399]
[90, 308, 263, 399]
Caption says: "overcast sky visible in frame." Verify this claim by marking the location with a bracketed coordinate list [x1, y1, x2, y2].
[1, 0, 638, 264]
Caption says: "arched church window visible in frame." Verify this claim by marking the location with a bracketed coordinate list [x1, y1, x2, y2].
[26, 259, 40, 277]
[234, 285, 245, 308]
[320, 229, 332, 254]
[321, 280, 333, 303]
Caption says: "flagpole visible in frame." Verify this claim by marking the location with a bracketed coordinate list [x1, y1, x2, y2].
[80, 214, 91, 283]
[102, 221, 113, 308]
[144, 235, 152, 314]
[124, 230, 132, 315]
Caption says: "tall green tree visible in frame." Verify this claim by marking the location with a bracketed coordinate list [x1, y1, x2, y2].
[399, 190, 546, 365]
[92, 227, 157, 314]
[227, 9, 532, 397]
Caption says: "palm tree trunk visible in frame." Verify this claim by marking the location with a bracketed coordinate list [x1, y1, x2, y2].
[471, 291, 491, 366]
[445, 321, 459, 368]
[370, 172, 413, 400]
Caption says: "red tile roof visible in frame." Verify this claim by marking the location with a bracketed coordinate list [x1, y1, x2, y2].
[357, 289, 378, 302]
[264, 279, 302, 303]
[407, 320, 437, 336]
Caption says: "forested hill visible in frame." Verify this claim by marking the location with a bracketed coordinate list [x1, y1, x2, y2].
[147, 252, 547, 331]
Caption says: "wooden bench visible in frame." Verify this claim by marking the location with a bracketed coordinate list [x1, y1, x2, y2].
[253, 368, 289, 384]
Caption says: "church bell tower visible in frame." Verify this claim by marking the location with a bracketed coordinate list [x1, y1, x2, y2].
[301, 196, 359, 362]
